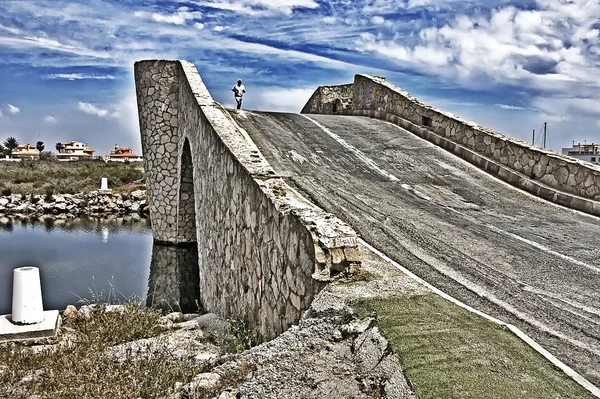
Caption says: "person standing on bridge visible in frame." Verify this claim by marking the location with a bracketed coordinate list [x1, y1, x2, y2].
[231, 79, 246, 110]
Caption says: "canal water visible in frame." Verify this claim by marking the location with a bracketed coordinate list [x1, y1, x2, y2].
[0, 216, 199, 315]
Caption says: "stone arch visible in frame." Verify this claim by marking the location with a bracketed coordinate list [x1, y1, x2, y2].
[176, 138, 197, 244]
[332, 98, 342, 113]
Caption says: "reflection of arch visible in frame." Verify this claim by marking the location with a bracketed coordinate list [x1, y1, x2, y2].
[177, 139, 197, 244]
[147, 243, 200, 313]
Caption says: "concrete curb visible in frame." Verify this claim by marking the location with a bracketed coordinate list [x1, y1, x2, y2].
[343, 109, 600, 218]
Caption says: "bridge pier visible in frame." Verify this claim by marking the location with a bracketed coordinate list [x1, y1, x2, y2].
[136, 61, 192, 244]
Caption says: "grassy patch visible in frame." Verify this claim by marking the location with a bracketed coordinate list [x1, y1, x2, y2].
[0, 305, 204, 398]
[354, 294, 594, 399]
[0, 160, 144, 195]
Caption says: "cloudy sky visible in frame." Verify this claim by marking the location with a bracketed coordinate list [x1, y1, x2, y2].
[0, 0, 598, 156]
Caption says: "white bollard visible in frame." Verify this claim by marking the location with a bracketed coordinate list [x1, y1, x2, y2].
[11, 267, 45, 325]
[100, 177, 108, 191]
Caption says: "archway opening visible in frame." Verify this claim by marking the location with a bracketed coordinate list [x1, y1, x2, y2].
[177, 139, 197, 244]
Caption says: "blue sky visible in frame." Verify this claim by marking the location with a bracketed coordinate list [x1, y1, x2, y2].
[0, 0, 598, 156]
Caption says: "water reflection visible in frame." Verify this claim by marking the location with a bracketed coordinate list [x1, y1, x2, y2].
[147, 244, 199, 313]
[0, 216, 153, 315]
[0, 215, 200, 316]
[0, 214, 150, 235]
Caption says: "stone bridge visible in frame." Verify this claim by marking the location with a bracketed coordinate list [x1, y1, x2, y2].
[135, 60, 360, 338]
[136, 60, 600, 385]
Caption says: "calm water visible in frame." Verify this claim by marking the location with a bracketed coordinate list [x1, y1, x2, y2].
[0, 216, 154, 315]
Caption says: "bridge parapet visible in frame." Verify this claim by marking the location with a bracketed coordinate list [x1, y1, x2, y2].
[303, 75, 600, 216]
[301, 83, 354, 114]
[135, 60, 360, 338]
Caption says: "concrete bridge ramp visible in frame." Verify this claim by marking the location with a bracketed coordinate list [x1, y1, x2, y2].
[231, 110, 600, 387]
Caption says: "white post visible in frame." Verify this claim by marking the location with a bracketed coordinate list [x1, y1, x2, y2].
[100, 178, 108, 191]
[11, 267, 45, 325]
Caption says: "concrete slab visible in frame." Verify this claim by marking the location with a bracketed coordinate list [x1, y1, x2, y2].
[0, 310, 61, 342]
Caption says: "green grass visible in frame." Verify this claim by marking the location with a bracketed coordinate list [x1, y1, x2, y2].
[0, 159, 144, 195]
[354, 294, 595, 399]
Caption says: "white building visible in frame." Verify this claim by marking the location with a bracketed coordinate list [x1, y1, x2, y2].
[562, 141, 600, 164]
[56, 141, 95, 161]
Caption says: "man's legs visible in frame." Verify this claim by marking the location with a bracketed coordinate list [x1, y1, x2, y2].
[236, 97, 242, 110]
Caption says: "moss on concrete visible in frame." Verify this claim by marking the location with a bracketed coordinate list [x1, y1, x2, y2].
[354, 294, 595, 399]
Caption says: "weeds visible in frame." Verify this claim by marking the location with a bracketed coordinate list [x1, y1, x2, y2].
[225, 313, 263, 353]
[0, 304, 202, 399]
[43, 186, 54, 202]
[0, 160, 144, 195]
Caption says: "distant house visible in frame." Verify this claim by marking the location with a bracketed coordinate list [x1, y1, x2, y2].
[12, 144, 39, 159]
[562, 141, 600, 164]
[106, 145, 143, 162]
[57, 141, 95, 161]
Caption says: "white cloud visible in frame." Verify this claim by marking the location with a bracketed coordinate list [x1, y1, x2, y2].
[0, 110, 3, 118]
[496, 104, 527, 111]
[151, 7, 202, 25]
[44, 115, 58, 124]
[251, 87, 315, 112]
[213, 25, 226, 31]
[355, 1, 600, 93]
[323, 16, 338, 24]
[0, 34, 111, 60]
[7, 104, 20, 114]
[194, 22, 205, 30]
[371, 16, 385, 25]
[534, 97, 600, 118]
[192, 0, 319, 16]
[77, 102, 119, 119]
[133, 7, 202, 26]
[45, 73, 115, 80]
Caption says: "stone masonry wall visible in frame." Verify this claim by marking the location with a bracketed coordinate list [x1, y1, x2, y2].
[135, 60, 361, 339]
[136, 62, 182, 244]
[301, 84, 353, 114]
[303, 74, 600, 216]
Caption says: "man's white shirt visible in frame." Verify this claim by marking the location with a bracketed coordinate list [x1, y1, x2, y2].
[232, 84, 246, 97]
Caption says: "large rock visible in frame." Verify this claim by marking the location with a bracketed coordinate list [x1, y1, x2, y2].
[131, 190, 146, 200]
[195, 313, 229, 341]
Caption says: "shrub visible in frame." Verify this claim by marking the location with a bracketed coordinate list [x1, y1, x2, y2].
[1, 187, 11, 196]
[226, 312, 263, 353]
[39, 151, 57, 161]
[44, 186, 54, 202]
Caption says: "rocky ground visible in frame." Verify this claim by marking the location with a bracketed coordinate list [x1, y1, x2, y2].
[1, 246, 418, 399]
[0, 189, 148, 218]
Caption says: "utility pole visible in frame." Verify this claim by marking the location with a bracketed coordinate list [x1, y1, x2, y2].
[532, 129, 535, 145]
[542, 122, 547, 148]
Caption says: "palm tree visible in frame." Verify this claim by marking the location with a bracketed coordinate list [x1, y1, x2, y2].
[55, 142, 64, 152]
[0, 144, 8, 157]
[36, 141, 45, 152]
[3, 137, 19, 158]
